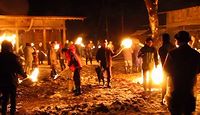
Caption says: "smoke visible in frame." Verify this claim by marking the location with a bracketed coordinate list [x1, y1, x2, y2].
[0, 0, 29, 15]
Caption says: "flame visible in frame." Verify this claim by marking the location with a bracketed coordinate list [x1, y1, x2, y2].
[31, 43, 34, 47]
[75, 37, 82, 44]
[75, 37, 85, 47]
[0, 33, 16, 46]
[121, 38, 132, 48]
[29, 68, 39, 82]
[132, 63, 163, 85]
[54, 44, 60, 50]
[18, 79, 23, 84]
[152, 64, 163, 84]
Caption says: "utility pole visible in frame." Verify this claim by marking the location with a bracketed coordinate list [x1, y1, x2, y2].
[121, 6, 124, 34]
[105, 15, 109, 39]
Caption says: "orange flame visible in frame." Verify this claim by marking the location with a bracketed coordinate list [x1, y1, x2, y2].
[29, 68, 39, 82]
[133, 63, 163, 86]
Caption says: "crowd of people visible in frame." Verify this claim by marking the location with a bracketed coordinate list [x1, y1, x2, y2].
[1, 30, 200, 114]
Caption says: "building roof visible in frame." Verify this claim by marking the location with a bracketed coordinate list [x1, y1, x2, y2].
[0, 15, 85, 30]
[0, 15, 85, 20]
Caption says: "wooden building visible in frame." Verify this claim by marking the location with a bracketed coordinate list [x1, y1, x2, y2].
[0, 15, 85, 51]
[166, 6, 200, 48]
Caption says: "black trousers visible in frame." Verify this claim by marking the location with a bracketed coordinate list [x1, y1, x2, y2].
[59, 59, 66, 71]
[169, 92, 195, 115]
[73, 68, 81, 94]
[86, 56, 92, 65]
[1, 86, 16, 115]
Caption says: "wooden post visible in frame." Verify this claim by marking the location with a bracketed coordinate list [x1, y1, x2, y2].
[63, 28, 66, 45]
[43, 29, 47, 50]
[62, 20, 66, 45]
[15, 29, 19, 53]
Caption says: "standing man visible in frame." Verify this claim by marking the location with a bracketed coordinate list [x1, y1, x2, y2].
[47, 41, 51, 65]
[138, 37, 158, 92]
[0, 40, 27, 115]
[122, 47, 133, 74]
[38, 42, 45, 65]
[50, 41, 58, 78]
[65, 44, 82, 96]
[164, 31, 200, 115]
[158, 33, 175, 102]
[23, 43, 34, 74]
[96, 40, 114, 88]
[85, 41, 94, 65]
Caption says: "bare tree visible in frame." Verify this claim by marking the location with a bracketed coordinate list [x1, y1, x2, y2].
[144, 0, 159, 41]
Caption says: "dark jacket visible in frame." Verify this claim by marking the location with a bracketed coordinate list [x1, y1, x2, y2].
[138, 45, 158, 70]
[0, 52, 26, 87]
[159, 43, 175, 65]
[85, 45, 93, 58]
[38, 46, 45, 61]
[96, 47, 114, 69]
[164, 44, 200, 93]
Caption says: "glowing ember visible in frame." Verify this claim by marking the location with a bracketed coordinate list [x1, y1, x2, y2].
[121, 38, 132, 48]
[29, 68, 39, 82]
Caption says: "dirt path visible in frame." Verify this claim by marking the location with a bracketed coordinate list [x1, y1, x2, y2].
[13, 60, 200, 114]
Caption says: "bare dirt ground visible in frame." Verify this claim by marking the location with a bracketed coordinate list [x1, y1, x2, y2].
[6, 59, 200, 114]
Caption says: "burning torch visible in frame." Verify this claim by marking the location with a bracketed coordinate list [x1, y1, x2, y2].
[75, 37, 85, 47]
[121, 38, 133, 49]
[19, 68, 39, 83]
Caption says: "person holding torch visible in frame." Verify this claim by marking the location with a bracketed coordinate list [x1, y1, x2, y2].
[96, 40, 115, 88]
[121, 38, 133, 74]
[65, 44, 82, 96]
[138, 37, 158, 92]
[0, 40, 27, 115]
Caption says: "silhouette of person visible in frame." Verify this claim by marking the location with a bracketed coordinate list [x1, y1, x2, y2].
[65, 44, 82, 96]
[0, 40, 27, 115]
[138, 37, 158, 91]
[96, 40, 115, 88]
[164, 31, 200, 115]
[158, 33, 175, 102]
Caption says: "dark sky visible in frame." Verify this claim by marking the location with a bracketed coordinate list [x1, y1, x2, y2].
[28, 0, 152, 40]
[1, 0, 200, 41]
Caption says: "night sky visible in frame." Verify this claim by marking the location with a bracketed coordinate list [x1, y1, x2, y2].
[0, 0, 200, 41]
